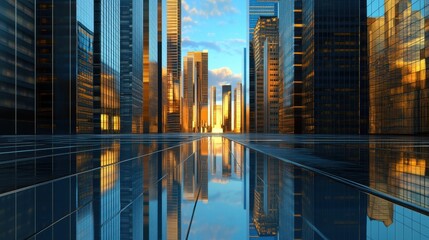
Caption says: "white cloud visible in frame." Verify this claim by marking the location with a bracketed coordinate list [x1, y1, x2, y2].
[182, 0, 238, 17]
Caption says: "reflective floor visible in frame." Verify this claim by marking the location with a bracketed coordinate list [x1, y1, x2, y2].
[0, 134, 428, 239]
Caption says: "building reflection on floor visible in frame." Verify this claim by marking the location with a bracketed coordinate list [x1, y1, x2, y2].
[0, 136, 428, 239]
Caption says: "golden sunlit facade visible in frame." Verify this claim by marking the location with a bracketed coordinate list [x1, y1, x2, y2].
[234, 83, 243, 133]
[222, 85, 232, 132]
[263, 38, 279, 133]
[253, 17, 278, 133]
[166, 0, 182, 132]
[368, 0, 429, 134]
[182, 51, 209, 133]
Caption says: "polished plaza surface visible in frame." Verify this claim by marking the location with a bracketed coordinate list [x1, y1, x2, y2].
[0, 134, 428, 239]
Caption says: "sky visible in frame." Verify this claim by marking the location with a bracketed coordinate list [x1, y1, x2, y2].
[181, 0, 246, 102]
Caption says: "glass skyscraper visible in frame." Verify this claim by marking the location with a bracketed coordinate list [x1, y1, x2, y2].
[302, 0, 368, 134]
[0, 0, 36, 134]
[166, 0, 182, 133]
[248, 0, 278, 133]
[368, 0, 429, 134]
[0, 0, 96, 134]
[253, 17, 279, 133]
[120, 0, 144, 134]
[279, 0, 303, 134]
[94, 0, 121, 134]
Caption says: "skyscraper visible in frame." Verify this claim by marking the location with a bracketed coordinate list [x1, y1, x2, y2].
[248, 0, 278, 133]
[0, 1, 97, 134]
[0, 1, 36, 134]
[279, 0, 303, 134]
[210, 86, 217, 132]
[253, 17, 279, 133]
[143, 0, 165, 133]
[182, 51, 209, 133]
[234, 83, 243, 133]
[120, 0, 144, 134]
[243, 48, 248, 133]
[166, 0, 182, 132]
[222, 85, 232, 132]
[94, 0, 121, 134]
[368, 0, 429, 134]
[301, 0, 368, 134]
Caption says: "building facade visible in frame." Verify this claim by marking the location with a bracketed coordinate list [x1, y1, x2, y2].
[279, 0, 303, 134]
[182, 51, 209, 133]
[234, 83, 243, 133]
[0, 0, 36, 134]
[94, 0, 121, 134]
[263, 38, 280, 133]
[253, 17, 279, 133]
[165, 0, 182, 132]
[0, 0, 97, 134]
[222, 85, 232, 132]
[120, 0, 144, 134]
[210, 86, 217, 132]
[368, 0, 429, 134]
[248, 0, 278, 133]
[301, 0, 368, 134]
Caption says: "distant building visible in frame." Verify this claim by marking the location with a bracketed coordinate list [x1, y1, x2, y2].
[210, 86, 217, 132]
[234, 83, 243, 133]
[253, 17, 279, 133]
[182, 51, 209, 132]
[222, 85, 232, 132]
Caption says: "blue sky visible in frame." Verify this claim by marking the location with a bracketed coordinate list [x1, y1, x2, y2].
[182, 0, 246, 102]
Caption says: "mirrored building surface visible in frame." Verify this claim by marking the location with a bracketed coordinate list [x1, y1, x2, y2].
[368, 0, 429, 134]
[0, 134, 428, 239]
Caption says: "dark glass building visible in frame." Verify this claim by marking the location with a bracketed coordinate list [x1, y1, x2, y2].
[36, 1, 95, 134]
[301, 0, 368, 134]
[0, 0, 35, 134]
[120, 0, 144, 134]
[0, 1, 95, 134]
[279, 0, 303, 134]
[248, 0, 278, 133]
[368, 0, 429, 134]
[94, 0, 120, 134]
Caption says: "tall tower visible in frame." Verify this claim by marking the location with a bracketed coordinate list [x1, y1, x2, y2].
[234, 83, 243, 133]
[120, 0, 144, 134]
[279, 0, 304, 134]
[0, 1, 97, 134]
[0, 1, 36, 134]
[302, 0, 368, 134]
[253, 17, 279, 133]
[94, 0, 121, 134]
[182, 51, 209, 133]
[143, 0, 166, 133]
[166, 0, 182, 132]
[369, 0, 428, 134]
[248, 0, 278, 133]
